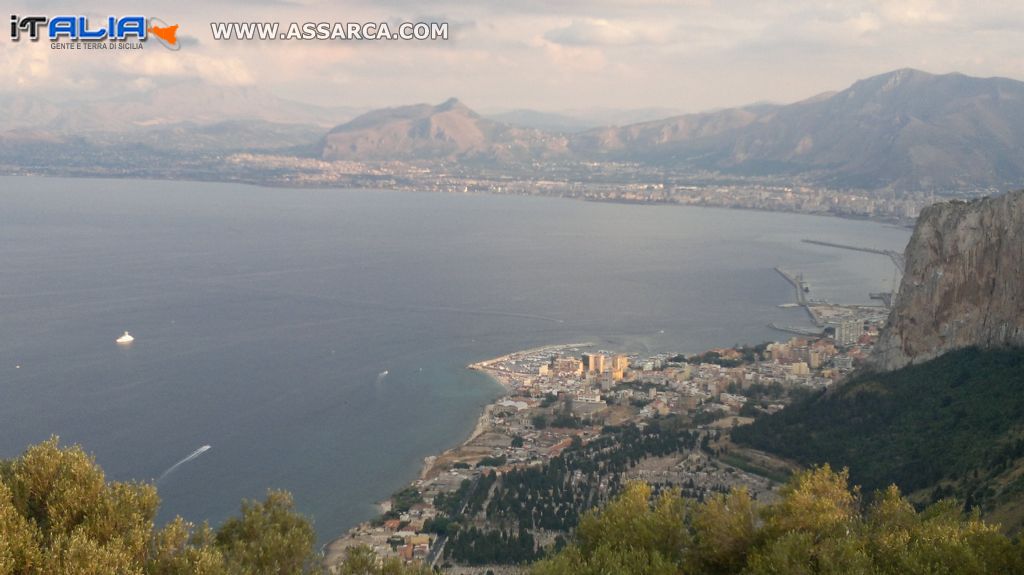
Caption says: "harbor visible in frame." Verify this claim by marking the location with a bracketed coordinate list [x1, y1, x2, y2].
[802, 238, 906, 273]
[773, 267, 822, 325]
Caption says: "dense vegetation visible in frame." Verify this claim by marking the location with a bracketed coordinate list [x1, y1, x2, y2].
[671, 343, 769, 368]
[483, 418, 699, 527]
[0, 438, 319, 574]
[8, 412, 1024, 574]
[533, 466, 1024, 575]
[439, 419, 703, 565]
[385, 486, 424, 519]
[733, 347, 1024, 528]
[445, 527, 540, 565]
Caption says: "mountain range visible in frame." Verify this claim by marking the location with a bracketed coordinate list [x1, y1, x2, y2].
[321, 69, 1024, 191]
[0, 83, 364, 155]
[4, 69, 1024, 191]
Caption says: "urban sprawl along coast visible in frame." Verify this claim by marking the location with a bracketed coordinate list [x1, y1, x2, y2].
[219, 155, 939, 225]
[323, 267, 897, 573]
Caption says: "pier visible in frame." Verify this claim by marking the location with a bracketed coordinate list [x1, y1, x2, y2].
[774, 267, 808, 305]
[802, 239, 905, 273]
[869, 292, 895, 308]
[768, 323, 825, 337]
[774, 267, 823, 325]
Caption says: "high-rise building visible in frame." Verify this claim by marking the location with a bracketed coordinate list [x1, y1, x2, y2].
[551, 356, 583, 377]
[834, 319, 863, 347]
[582, 353, 606, 374]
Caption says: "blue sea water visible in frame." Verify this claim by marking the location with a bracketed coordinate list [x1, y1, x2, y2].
[0, 176, 909, 541]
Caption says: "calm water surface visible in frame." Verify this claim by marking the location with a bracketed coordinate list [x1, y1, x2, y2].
[0, 177, 910, 541]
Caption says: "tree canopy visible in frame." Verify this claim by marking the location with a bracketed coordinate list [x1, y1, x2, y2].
[532, 466, 1024, 575]
[7, 437, 1023, 574]
[0, 437, 318, 575]
[733, 347, 1024, 528]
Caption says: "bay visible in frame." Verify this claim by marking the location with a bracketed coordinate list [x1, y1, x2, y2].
[0, 176, 909, 542]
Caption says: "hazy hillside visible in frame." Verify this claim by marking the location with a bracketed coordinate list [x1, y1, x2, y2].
[569, 104, 777, 157]
[0, 82, 361, 155]
[485, 106, 686, 132]
[320, 97, 569, 163]
[5, 69, 1024, 191]
[575, 69, 1024, 189]
[484, 109, 598, 132]
[318, 69, 1024, 190]
[0, 82, 362, 132]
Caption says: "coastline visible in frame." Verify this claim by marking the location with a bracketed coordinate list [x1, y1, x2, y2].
[0, 174, 919, 228]
[321, 297, 880, 570]
[323, 341, 592, 567]
[467, 342, 595, 372]
[318, 231, 896, 568]
[421, 341, 593, 480]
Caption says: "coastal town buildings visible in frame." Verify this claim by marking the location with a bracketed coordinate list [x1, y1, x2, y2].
[326, 296, 889, 571]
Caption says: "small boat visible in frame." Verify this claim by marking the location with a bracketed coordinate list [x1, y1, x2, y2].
[116, 331, 135, 344]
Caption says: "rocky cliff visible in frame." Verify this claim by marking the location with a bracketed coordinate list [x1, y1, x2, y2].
[870, 190, 1024, 371]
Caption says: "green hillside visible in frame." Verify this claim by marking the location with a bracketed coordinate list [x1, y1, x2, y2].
[732, 347, 1024, 530]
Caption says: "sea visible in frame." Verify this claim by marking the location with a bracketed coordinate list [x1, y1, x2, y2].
[0, 176, 910, 542]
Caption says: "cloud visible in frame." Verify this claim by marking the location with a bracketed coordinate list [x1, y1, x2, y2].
[873, 0, 954, 25]
[543, 18, 664, 46]
[0, 45, 52, 89]
[3, 0, 1024, 112]
[539, 41, 607, 71]
[118, 52, 254, 85]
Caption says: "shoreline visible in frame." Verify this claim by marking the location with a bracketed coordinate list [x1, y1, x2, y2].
[323, 341, 593, 567]
[321, 297, 883, 569]
[468, 341, 595, 377]
[319, 252, 895, 568]
[421, 341, 594, 480]
[0, 173, 920, 228]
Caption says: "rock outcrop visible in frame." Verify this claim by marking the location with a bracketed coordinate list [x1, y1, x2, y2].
[870, 190, 1024, 371]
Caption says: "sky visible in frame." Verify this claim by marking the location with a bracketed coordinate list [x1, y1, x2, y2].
[4, 0, 1024, 114]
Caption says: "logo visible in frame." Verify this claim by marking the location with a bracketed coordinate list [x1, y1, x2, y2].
[148, 17, 179, 50]
[10, 14, 180, 50]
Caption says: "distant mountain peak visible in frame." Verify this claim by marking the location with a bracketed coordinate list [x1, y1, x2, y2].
[320, 98, 567, 162]
[437, 97, 469, 112]
[883, 67, 933, 79]
[568, 68, 1024, 190]
[310, 69, 1024, 190]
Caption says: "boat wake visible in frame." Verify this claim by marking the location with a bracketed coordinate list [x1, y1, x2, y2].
[375, 370, 389, 384]
[158, 445, 211, 482]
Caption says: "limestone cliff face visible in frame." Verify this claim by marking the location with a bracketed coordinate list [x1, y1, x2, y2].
[870, 190, 1024, 371]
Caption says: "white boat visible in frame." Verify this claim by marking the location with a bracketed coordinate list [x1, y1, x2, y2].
[116, 331, 135, 344]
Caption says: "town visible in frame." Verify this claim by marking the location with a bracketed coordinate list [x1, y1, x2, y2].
[222, 153, 945, 225]
[324, 295, 891, 573]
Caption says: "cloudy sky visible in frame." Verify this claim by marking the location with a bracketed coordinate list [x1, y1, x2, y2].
[5, 0, 1024, 113]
